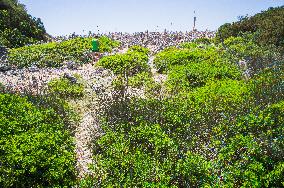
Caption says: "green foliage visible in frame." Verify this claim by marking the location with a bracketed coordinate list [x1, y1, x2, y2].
[216, 6, 284, 51]
[176, 151, 212, 187]
[250, 61, 284, 106]
[166, 60, 241, 92]
[127, 45, 150, 56]
[98, 36, 120, 53]
[97, 49, 150, 77]
[7, 36, 119, 68]
[213, 101, 284, 187]
[91, 78, 251, 187]
[48, 74, 85, 99]
[0, 93, 76, 187]
[193, 37, 213, 45]
[8, 37, 90, 68]
[92, 123, 180, 187]
[0, 0, 47, 48]
[128, 71, 154, 88]
[153, 44, 223, 73]
[97, 48, 151, 99]
[221, 34, 282, 73]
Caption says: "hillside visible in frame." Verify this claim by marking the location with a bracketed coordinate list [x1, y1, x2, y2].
[216, 6, 284, 51]
[0, 0, 47, 48]
[0, 3, 283, 188]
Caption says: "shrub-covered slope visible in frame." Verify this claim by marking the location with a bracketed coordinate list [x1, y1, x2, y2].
[8, 36, 120, 68]
[216, 6, 284, 51]
[0, 93, 76, 187]
[89, 38, 284, 187]
[0, 0, 47, 48]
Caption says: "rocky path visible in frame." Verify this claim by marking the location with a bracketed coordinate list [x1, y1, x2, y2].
[72, 68, 113, 179]
[75, 112, 96, 178]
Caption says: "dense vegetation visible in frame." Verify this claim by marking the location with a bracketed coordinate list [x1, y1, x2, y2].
[0, 3, 283, 187]
[0, 0, 47, 48]
[0, 93, 76, 187]
[89, 36, 284, 187]
[97, 45, 151, 91]
[48, 74, 85, 99]
[216, 6, 284, 51]
[8, 36, 120, 68]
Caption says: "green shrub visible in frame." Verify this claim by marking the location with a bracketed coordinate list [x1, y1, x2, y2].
[48, 74, 84, 99]
[98, 35, 120, 53]
[213, 101, 284, 187]
[166, 60, 241, 92]
[153, 45, 222, 73]
[179, 42, 199, 49]
[250, 61, 284, 107]
[7, 36, 119, 68]
[221, 35, 282, 73]
[216, 6, 284, 51]
[91, 78, 250, 187]
[92, 123, 180, 187]
[127, 45, 150, 56]
[176, 151, 212, 187]
[128, 72, 154, 88]
[97, 50, 151, 98]
[193, 37, 213, 45]
[0, 93, 76, 187]
[0, 0, 47, 48]
[97, 51, 150, 77]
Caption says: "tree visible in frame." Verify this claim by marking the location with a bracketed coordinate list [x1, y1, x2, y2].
[0, 0, 47, 48]
[216, 6, 284, 51]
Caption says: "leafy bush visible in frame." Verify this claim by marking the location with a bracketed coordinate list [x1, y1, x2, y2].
[128, 71, 154, 88]
[97, 49, 150, 77]
[216, 6, 284, 51]
[213, 101, 284, 187]
[192, 37, 213, 45]
[97, 49, 151, 98]
[166, 60, 241, 92]
[127, 45, 150, 56]
[221, 35, 282, 73]
[92, 122, 180, 187]
[91, 78, 251, 187]
[48, 74, 85, 99]
[0, 0, 47, 48]
[8, 36, 119, 68]
[250, 61, 284, 107]
[98, 36, 120, 53]
[0, 93, 76, 187]
[153, 44, 222, 73]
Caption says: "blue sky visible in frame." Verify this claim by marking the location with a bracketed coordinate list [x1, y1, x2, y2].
[20, 0, 284, 36]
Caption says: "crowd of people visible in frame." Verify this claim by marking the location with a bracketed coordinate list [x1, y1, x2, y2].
[106, 30, 215, 53]
[54, 30, 215, 53]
